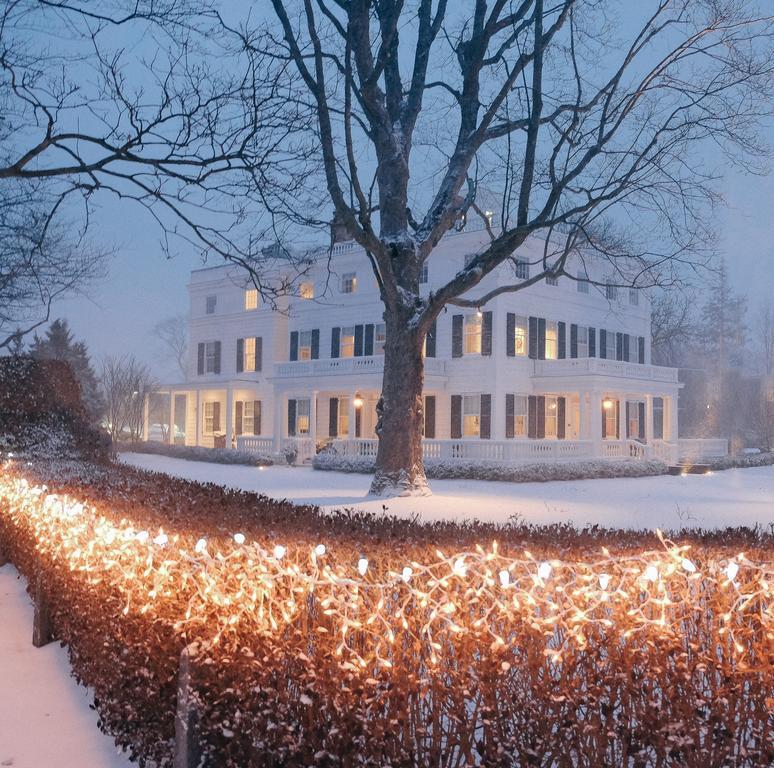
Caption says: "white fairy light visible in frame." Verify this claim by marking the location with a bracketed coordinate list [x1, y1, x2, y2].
[358, 557, 369, 576]
[135, 531, 149, 544]
[644, 565, 659, 582]
[233, 533, 246, 545]
[453, 557, 467, 577]
[681, 558, 697, 574]
[314, 544, 326, 557]
[598, 573, 611, 591]
[402, 566, 413, 583]
[726, 561, 739, 581]
[195, 538, 207, 554]
[499, 569, 510, 587]
[153, 532, 168, 546]
[538, 562, 552, 581]
[273, 545, 286, 560]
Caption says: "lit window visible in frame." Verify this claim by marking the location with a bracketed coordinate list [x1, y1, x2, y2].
[545, 396, 558, 438]
[341, 273, 357, 293]
[420, 263, 429, 284]
[513, 395, 527, 436]
[205, 295, 217, 314]
[514, 316, 528, 356]
[653, 397, 664, 440]
[338, 397, 349, 436]
[577, 271, 589, 293]
[244, 289, 259, 310]
[604, 398, 618, 438]
[546, 275, 559, 286]
[204, 341, 219, 373]
[464, 313, 482, 354]
[629, 288, 639, 306]
[203, 402, 216, 434]
[299, 282, 314, 299]
[628, 400, 641, 438]
[243, 401, 260, 435]
[514, 259, 530, 280]
[463, 395, 481, 437]
[545, 321, 558, 360]
[606, 283, 617, 301]
[375, 323, 386, 355]
[296, 399, 311, 435]
[577, 326, 588, 358]
[340, 326, 355, 357]
[244, 337, 256, 371]
[299, 331, 313, 360]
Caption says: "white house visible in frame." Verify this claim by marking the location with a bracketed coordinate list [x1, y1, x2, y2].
[145, 227, 727, 465]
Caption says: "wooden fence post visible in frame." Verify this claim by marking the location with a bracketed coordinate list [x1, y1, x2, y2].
[32, 571, 54, 648]
[174, 643, 202, 768]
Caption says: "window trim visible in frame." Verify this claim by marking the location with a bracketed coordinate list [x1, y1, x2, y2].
[462, 394, 481, 438]
[463, 313, 482, 355]
[205, 295, 217, 315]
[340, 272, 358, 294]
[244, 289, 259, 311]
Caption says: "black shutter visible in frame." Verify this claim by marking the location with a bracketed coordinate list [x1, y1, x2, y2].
[505, 394, 515, 438]
[212, 401, 221, 433]
[625, 401, 631, 438]
[329, 397, 338, 437]
[589, 328, 596, 357]
[425, 320, 436, 358]
[480, 394, 491, 439]
[558, 322, 566, 359]
[354, 324, 364, 357]
[452, 315, 463, 358]
[623, 334, 630, 362]
[450, 395, 462, 438]
[255, 337, 262, 372]
[254, 401, 262, 435]
[599, 329, 607, 359]
[528, 316, 538, 359]
[235, 401, 243, 435]
[506, 313, 515, 357]
[287, 399, 297, 436]
[638, 336, 645, 364]
[537, 395, 546, 438]
[331, 327, 341, 358]
[424, 395, 436, 438]
[481, 312, 493, 356]
[557, 396, 566, 439]
[528, 395, 537, 438]
[616, 332, 623, 361]
[570, 324, 578, 358]
[213, 341, 221, 374]
[311, 329, 320, 360]
[236, 338, 244, 373]
[197, 343, 204, 375]
[364, 324, 374, 356]
[538, 318, 546, 360]
[289, 331, 299, 361]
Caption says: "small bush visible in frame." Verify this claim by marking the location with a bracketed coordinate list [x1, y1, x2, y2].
[117, 439, 273, 467]
[707, 451, 774, 471]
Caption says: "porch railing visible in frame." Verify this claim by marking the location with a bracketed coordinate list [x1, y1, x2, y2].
[274, 356, 447, 378]
[236, 436, 275, 454]
[533, 358, 679, 383]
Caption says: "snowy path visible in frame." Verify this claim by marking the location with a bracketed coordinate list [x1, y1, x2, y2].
[120, 453, 774, 530]
[0, 566, 131, 768]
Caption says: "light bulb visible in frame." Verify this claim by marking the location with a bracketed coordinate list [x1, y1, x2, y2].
[681, 558, 696, 573]
[314, 544, 326, 557]
[644, 565, 658, 582]
[538, 562, 552, 581]
[453, 557, 467, 577]
[273, 545, 286, 560]
[135, 531, 149, 544]
[726, 562, 739, 581]
[498, 569, 510, 587]
[195, 538, 207, 554]
[358, 557, 369, 576]
[153, 533, 168, 546]
[233, 533, 245, 545]
[402, 566, 413, 583]
[598, 573, 611, 591]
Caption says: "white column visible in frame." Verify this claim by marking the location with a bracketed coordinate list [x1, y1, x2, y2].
[310, 390, 318, 446]
[274, 394, 283, 451]
[168, 392, 176, 445]
[142, 394, 150, 442]
[492, 391, 506, 441]
[644, 395, 654, 444]
[589, 391, 603, 457]
[578, 391, 588, 440]
[348, 393, 356, 440]
[667, 395, 679, 443]
[195, 390, 201, 447]
[225, 385, 234, 448]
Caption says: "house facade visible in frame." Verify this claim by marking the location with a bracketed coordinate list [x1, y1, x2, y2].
[145, 228, 724, 465]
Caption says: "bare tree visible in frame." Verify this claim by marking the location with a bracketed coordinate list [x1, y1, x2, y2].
[100, 355, 156, 442]
[756, 299, 774, 377]
[249, 1, 773, 494]
[153, 315, 188, 380]
[650, 289, 699, 368]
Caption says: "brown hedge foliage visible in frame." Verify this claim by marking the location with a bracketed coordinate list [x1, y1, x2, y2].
[0, 458, 771, 767]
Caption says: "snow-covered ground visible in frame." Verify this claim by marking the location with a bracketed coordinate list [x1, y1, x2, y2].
[120, 453, 774, 530]
[0, 565, 131, 768]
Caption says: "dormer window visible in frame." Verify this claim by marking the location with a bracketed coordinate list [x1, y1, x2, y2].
[341, 273, 357, 293]
[205, 295, 217, 315]
[514, 259, 529, 280]
[244, 289, 259, 310]
[606, 283, 618, 301]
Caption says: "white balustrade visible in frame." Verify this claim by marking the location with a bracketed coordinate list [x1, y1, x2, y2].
[677, 438, 729, 460]
[533, 358, 679, 383]
[236, 436, 274, 454]
[275, 355, 447, 379]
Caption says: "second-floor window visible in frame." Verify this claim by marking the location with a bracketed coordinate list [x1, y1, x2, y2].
[299, 330, 313, 360]
[375, 323, 386, 354]
[514, 316, 527, 356]
[244, 289, 259, 310]
[205, 295, 217, 314]
[244, 337, 257, 371]
[205, 341, 219, 373]
[546, 275, 559, 286]
[577, 326, 589, 358]
[606, 283, 618, 301]
[514, 258, 529, 280]
[341, 273, 357, 293]
[629, 288, 639, 306]
[340, 326, 356, 357]
[464, 313, 482, 354]
[577, 271, 589, 293]
[545, 321, 558, 360]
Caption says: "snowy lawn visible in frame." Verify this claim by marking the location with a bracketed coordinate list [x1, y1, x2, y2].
[120, 453, 774, 530]
[0, 565, 131, 768]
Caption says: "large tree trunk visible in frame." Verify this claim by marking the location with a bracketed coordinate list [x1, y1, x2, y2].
[369, 305, 429, 496]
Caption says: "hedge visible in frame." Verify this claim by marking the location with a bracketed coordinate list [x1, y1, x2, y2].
[116, 440, 274, 467]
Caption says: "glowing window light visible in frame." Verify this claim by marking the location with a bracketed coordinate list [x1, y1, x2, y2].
[402, 566, 413, 583]
[273, 545, 287, 560]
[538, 562, 552, 581]
[726, 562, 739, 581]
[314, 544, 326, 557]
[195, 538, 207, 554]
[358, 557, 369, 576]
[599, 573, 611, 591]
[499, 569, 510, 587]
[233, 533, 246, 545]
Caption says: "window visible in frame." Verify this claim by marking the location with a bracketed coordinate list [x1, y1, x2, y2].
[464, 313, 482, 354]
[463, 395, 481, 437]
[205, 295, 217, 315]
[545, 321, 558, 360]
[338, 397, 350, 436]
[653, 397, 664, 440]
[420, 263, 429, 284]
[244, 289, 259, 310]
[243, 337, 257, 371]
[513, 395, 528, 437]
[546, 275, 559, 286]
[340, 326, 356, 357]
[204, 341, 219, 373]
[299, 282, 314, 299]
[340, 272, 357, 293]
[375, 323, 386, 355]
[203, 402, 217, 435]
[298, 331, 313, 361]
[545, 396, 558, 438]
[464, 253, 477, 268]
[577, 271, 589, 293]
[629, 288, 639, 306]
[514, 316, 528, 356]
[514, 258, 530, 280]
[628, 401, 641, 438]
[604, 398, 618, 438]
[606, 283, 618, 301]
[296, 399, 311, 435]
[577, 326, 589, 358]
[243, 401, 259, 435]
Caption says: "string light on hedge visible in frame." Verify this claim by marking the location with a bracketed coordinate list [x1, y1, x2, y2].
[726, 561, 739, 581]
[233, 533, 246, 545]
[195, 538, 207, 554]
[498, 569, 510, 587]
[357, 557, 369, 576]
[153, 532, 168, 546]
[314, 544, 326, 557]
[538, 561, 552, 581]
[273, 545, 286, 560]
[402, 566, 413, 583]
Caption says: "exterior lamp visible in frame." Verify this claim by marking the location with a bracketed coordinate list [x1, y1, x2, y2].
[353, 393, 364, 409]
[603, 398, 614, 410]
[476, 307, 483, 318]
